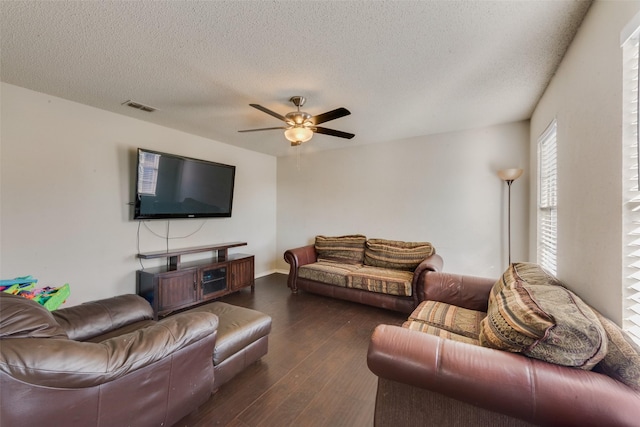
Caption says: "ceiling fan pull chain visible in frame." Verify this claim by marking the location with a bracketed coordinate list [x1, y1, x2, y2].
[296, 145, 301, 171]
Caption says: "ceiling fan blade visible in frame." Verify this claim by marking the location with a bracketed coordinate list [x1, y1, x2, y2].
[250, 104, 287, 122]
[313, 126, 355, 139]
[238, 126, 287, 133]
[312, 107, 351, 125]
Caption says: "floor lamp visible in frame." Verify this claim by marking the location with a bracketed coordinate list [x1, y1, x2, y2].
[498, 168, 523, 265]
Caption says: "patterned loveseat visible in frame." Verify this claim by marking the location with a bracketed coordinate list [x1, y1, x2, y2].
[367, 262, 640, 426]
[284, 235, 443, 313]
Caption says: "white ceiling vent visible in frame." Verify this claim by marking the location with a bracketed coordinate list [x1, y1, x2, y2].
[122, 100, 157, 112]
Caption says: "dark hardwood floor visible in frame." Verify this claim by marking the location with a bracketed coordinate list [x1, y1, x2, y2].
[175, 273, 406, 427]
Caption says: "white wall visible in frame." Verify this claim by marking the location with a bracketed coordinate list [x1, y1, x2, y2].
[276, 121, 530, 279]
[0, 83, 277, 306]
[530, 1, 640, 324]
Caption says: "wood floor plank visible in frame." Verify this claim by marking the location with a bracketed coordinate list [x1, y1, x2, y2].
[237, 308, 367, 421]
[174, 273, 405, 427]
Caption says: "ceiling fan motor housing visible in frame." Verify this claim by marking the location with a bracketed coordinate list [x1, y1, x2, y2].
[285, 111, 312, 126]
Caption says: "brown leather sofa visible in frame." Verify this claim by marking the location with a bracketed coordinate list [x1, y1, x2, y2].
[367, 268, 640, 426]
[0, 292, 218, 427]
[284, 236, 444, 313]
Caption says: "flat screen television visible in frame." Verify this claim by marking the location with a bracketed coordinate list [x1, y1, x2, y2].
[134, 148, 236, 219]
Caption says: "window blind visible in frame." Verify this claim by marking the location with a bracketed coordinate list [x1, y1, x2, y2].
[538, 120, 558, 276]
[622, 31, 640, 345]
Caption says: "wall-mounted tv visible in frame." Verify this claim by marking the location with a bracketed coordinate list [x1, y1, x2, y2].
[134, 148, 236, 219]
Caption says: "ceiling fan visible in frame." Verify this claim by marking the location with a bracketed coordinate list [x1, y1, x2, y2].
[239, 96, 354, 146]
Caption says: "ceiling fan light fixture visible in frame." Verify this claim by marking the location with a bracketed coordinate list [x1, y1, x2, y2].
[239, 97, 353, 145]
[284, 126, 314, 145]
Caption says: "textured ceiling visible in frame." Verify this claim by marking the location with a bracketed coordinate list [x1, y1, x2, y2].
[0, 1, 591, 157]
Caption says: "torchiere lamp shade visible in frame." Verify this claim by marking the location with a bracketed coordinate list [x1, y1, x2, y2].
[498, 168, 523, 182]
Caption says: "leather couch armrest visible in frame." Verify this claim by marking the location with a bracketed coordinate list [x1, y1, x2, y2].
[53, 294, 154, 341]
[284, 244, 318, 292]
[412, 253, 443, 292]
[368, 324, 640, 427]
[1, 311, 218, 388]
[417, 271, 495, 311]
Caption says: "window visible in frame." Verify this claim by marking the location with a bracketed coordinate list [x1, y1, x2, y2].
[622, 21, 640, 345]
[537, 120, 558, 276]
[137, 151, 160, 196]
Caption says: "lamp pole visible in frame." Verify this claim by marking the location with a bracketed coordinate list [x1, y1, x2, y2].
[498, 169, 523, 266]
[505, 178, 514, 265]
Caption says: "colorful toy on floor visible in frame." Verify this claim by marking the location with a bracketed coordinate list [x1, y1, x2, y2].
[1, 276, 70, 310]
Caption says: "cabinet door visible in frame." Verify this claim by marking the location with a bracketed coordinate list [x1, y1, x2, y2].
[229, 257, 254, 290]
[157, 270, 197, 313]
[200, 265, 228, 301]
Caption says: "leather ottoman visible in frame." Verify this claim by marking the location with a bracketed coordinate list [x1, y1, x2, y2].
[190, 301, 272, 389]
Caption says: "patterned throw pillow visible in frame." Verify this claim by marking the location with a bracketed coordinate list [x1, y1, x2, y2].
[479, 263, 607, 370]
[315, 234, 366, 264]
[593, 310, 640, 391]
[364, 239, 435, 271]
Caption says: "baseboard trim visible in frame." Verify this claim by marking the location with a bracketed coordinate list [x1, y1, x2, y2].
[255, 269, 288, 279]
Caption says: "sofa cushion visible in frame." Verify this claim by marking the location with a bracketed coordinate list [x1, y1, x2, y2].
[84, 320, 157, 343]
[364, 239, 434, 271]
[315, 234, 366, 264]
[479, 263, 607, 370]
[53, 294, 154, 341]
[403, 320, 480, 345]
[190, 301, 272, 366]
[347, 266, 414, 296]
[409, 301, 486, 339]
[0, 311, 218, 388]
[593, 310, 640, 391]
[298, 261, 362, 288]
[0, 292, 67, 339]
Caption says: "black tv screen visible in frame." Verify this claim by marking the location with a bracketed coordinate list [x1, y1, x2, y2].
[134, 148, 235, 219]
